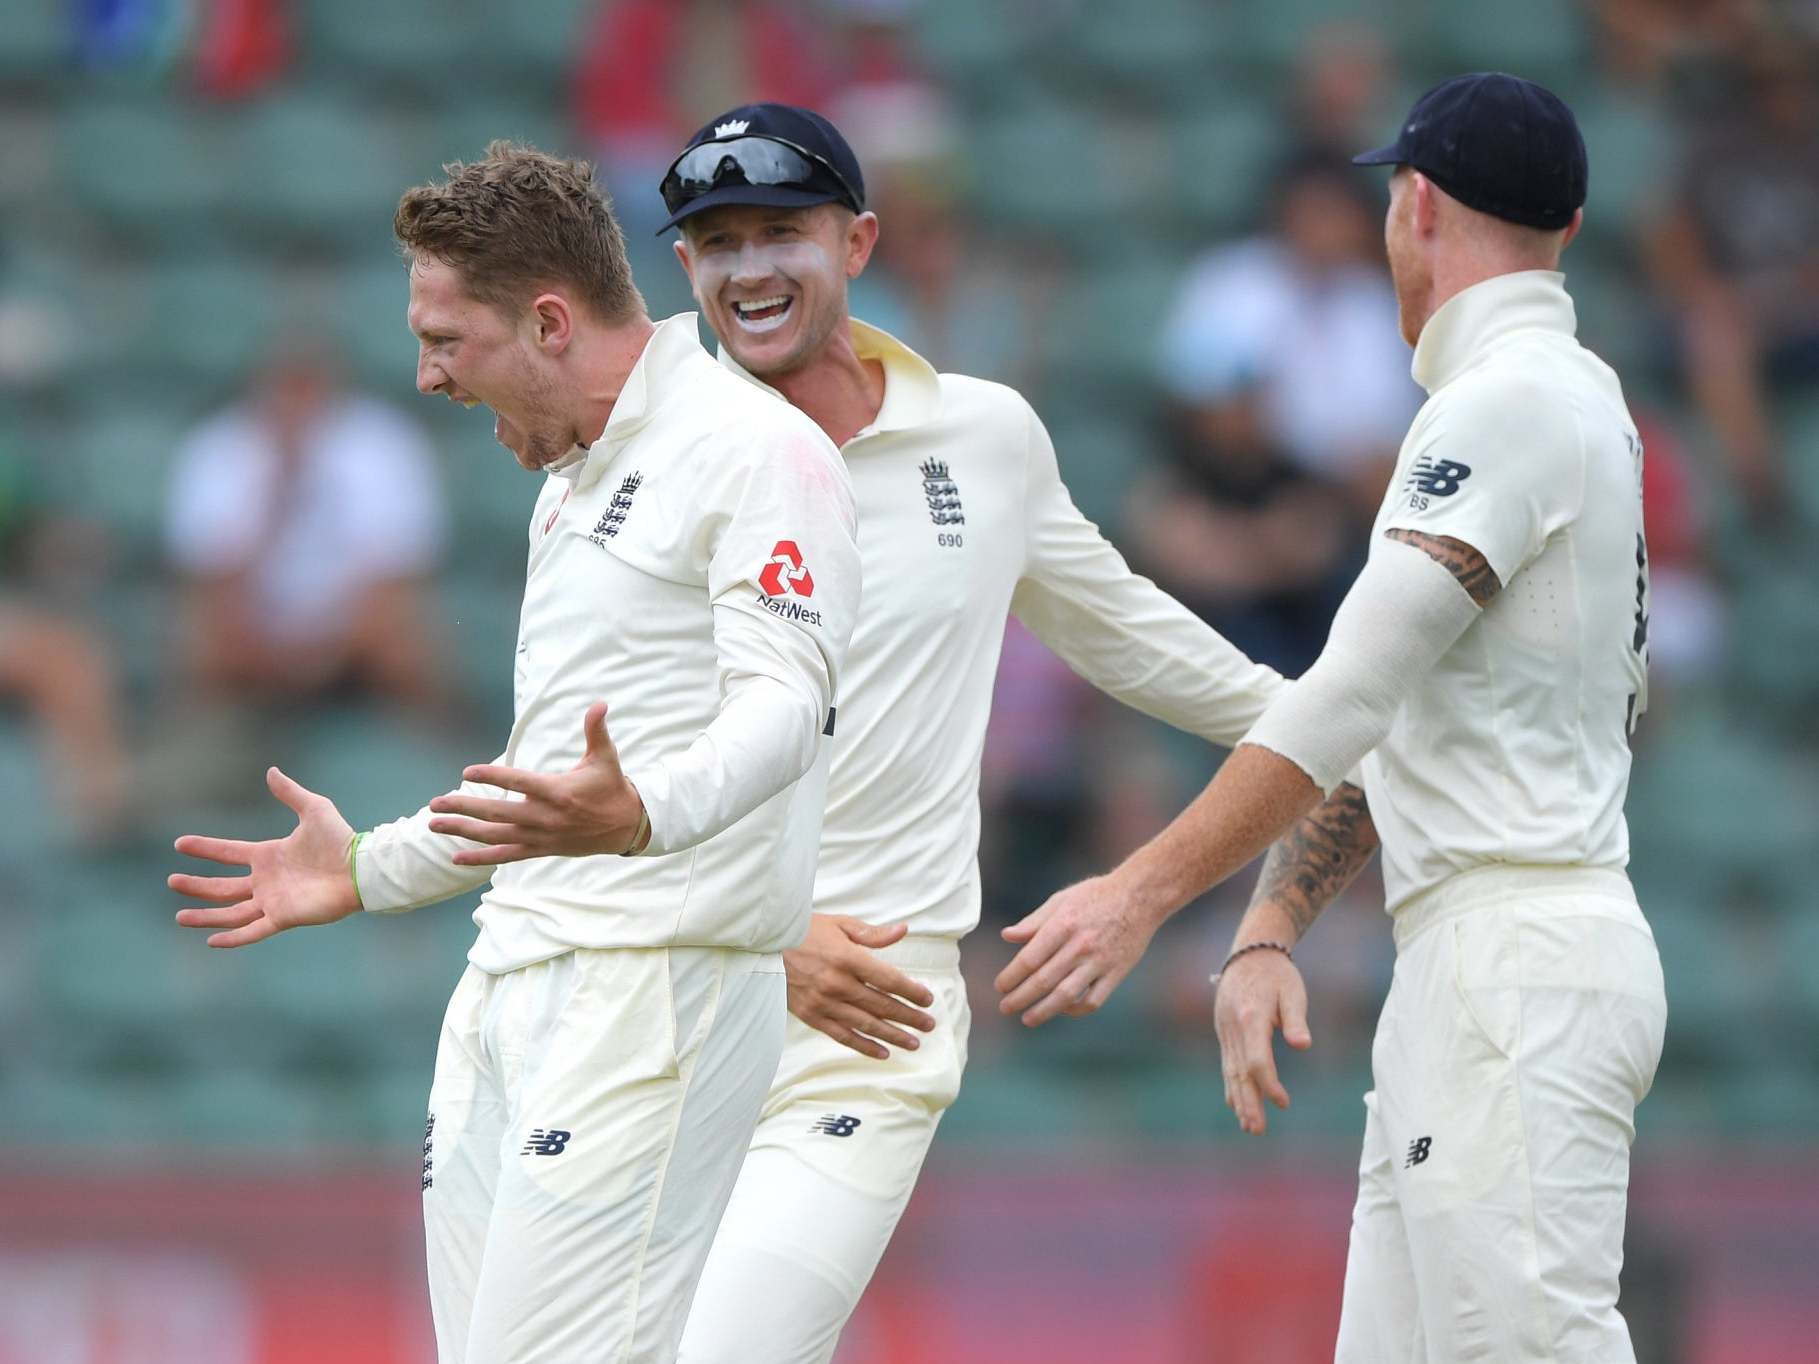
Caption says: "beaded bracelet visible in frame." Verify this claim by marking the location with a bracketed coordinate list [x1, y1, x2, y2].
[1209, 940, 1293, 988]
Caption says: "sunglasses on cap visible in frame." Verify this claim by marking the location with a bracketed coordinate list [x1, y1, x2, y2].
[659, 134, 863, 217]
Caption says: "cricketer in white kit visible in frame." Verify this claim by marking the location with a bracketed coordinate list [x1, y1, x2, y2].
[171, 144, 860, 1364]
[658, 105, 1288, 1362]
[997, 75, 1668, 1362]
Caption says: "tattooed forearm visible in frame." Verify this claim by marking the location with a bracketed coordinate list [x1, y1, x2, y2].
[1385, 528, 1502, 607]
[1247, 782, 1379, 940]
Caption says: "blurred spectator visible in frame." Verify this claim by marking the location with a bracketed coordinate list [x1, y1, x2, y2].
[977, 620, 1099, 927]
[1589, 0, 1760, 89]
[1289, 23, 1397, 159]
[0, 441, 131, 841]
[162, 341, 448, 712]
[1636, 409, 1727, 694]
[574, 0, 842, 239]
[1125, 385, 1353, 678]
[1158, 153, 1422, 522]
[1645, 35, 1819, 524]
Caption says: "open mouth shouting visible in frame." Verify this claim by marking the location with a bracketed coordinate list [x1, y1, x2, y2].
[732, 295, 794, 333]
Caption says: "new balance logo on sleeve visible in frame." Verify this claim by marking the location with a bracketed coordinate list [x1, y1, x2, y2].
[809, 1114, 861, 1138]
[1406, 458, 1473, 498]
[1405, 1135, 1433, 1168]
[522, 1128, 573, 1156]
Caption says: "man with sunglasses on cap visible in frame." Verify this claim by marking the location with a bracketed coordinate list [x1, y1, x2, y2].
[642, 103, 1284, 1359]
[997, 74, 1667, 1360]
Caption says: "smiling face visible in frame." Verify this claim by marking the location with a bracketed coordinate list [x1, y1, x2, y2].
[407, 256, 575, 471]
[674, 203, 877, 379]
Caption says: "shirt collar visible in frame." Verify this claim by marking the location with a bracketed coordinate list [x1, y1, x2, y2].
[560, 313, 705, 486]
[1410, 270, 1576, 395]
[716, 318, 944, 440]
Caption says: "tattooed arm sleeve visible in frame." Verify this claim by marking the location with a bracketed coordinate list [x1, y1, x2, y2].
[1246, 782, 1379, 942]
[1383, 528, 1503, 607]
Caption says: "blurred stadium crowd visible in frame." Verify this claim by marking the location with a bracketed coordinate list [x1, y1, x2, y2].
[3, 0, 1819, 1166]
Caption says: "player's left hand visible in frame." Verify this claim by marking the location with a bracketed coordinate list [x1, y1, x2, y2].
[426, 702, 647, 864]
[994, 874, 1163, 1027]
[1212, 949, 1311, 1136]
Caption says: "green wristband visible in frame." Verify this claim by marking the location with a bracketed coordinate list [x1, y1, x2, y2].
[348, 831, 367, 911]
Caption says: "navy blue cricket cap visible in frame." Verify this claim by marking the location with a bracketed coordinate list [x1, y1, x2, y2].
[656, 103, 866, 234]
[1352, 72, 1587, 230]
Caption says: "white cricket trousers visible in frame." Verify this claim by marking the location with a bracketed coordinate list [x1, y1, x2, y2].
[677, 936, 969, 1364]
[1334, 865, 1668, 1363]
[421, 945, 785, 1364]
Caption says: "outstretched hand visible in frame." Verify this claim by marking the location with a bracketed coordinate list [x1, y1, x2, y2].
[170, 767, 361, 948]
[993, 874, 1164, 1027]
[427, 702, 647, 865]
[1213, 949, 1312, 1135]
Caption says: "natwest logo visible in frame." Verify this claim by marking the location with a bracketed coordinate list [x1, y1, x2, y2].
[759, 540, 815, 598]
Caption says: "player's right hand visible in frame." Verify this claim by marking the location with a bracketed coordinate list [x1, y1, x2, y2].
[169, 767, 362, 948]
[784, 914, 938, 1061]
[1212, 948, 1312, 1136]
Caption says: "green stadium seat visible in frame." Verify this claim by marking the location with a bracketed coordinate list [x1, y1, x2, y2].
[67, 395, 198, 560]
[0, 1066, 154, 1146]
[162, 1067, 333, 1148]
[1169, 101, 1290, 234]
[0, 0, 68, 88]
[337, 259, 418, 395]
[36, 885, 198, 1063]
[229, 97, 413, 251]
[279, 708, 474, 833]
[437, 574, 525, 724]
[913, 0, 1043, 103]
[1229, 0, 1399, 72]
[149, 259, 278, 381]
[964, 99, 1140, 247]
[299, 0, 468, 92]
[0, 719, 59, 859]
[57, 102, 231, 246]
[345, 1063, 435, 1146]
[1041, 400, 1161, 539]
[937, 1061, 1108, 1148]
[1775, 393, 1819, 534]
[466, 0, 595, 95]
[428, 411, 544, 572]
[1625, 709, 1818, 902]
[1063, 0, 1230, 108]
[420, 102, 577, 171]
[1565, 261, 1655, 381]
[1410, 0, 1591, 86]
[1575, 91, 1674, 246]
[1724, 554, 1819, 713]
[1038, 252, 1188, 398]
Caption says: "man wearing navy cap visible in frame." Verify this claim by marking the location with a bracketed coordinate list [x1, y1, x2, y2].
[652, 102, 1286, 1359]
[998, 74, 1667, 1360]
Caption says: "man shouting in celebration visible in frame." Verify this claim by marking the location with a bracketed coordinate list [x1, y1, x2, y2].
[996, 75, 1667, 1362]
[171, 143, 859, 1363]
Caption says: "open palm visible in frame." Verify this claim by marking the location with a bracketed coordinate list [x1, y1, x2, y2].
[170, 767, 362, 948]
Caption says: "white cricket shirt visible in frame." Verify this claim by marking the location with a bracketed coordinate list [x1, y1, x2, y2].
[725, 322, 1285, 940]
[1361, 271, 1649, 912]
[353, 315, 860, 971]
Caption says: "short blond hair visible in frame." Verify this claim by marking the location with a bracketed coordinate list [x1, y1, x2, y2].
[394, 141, 643, 321]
